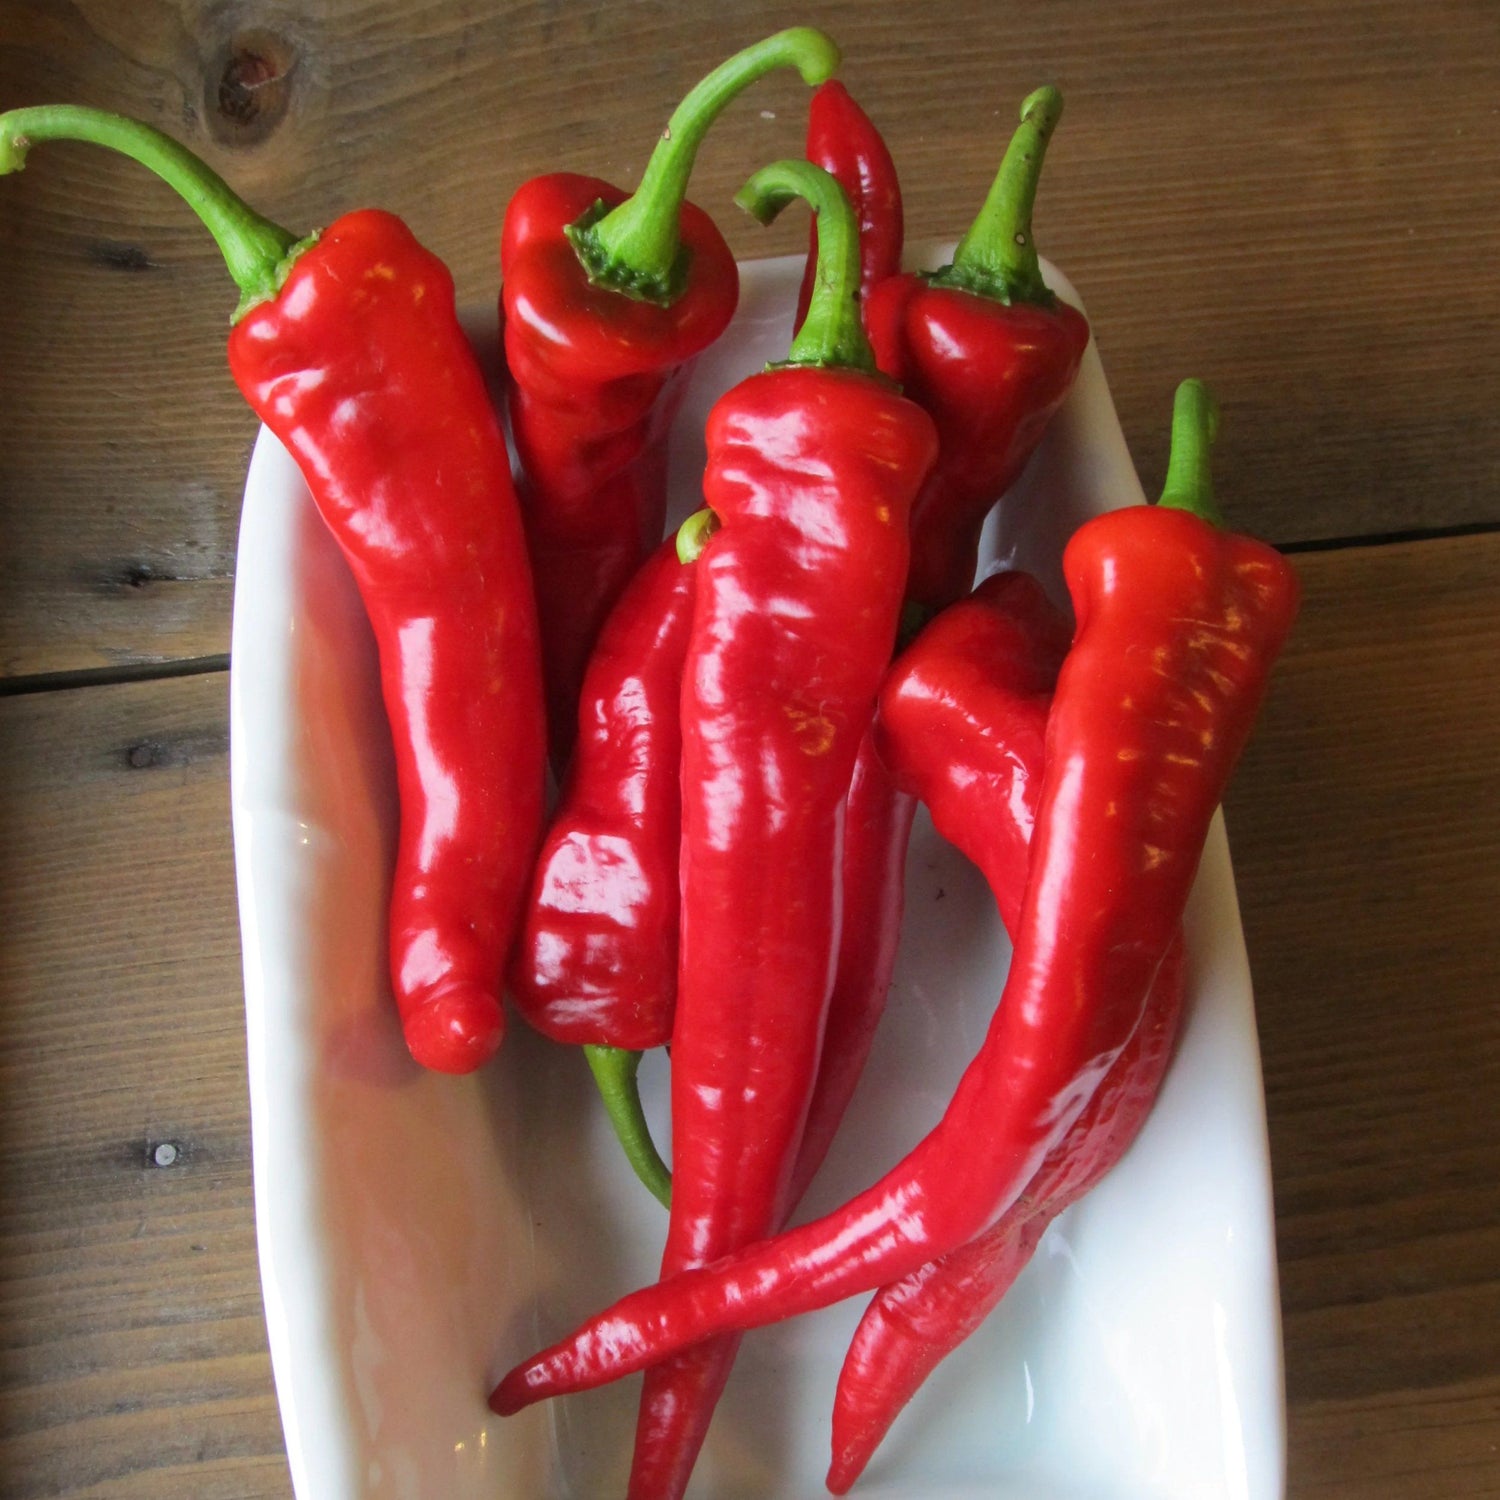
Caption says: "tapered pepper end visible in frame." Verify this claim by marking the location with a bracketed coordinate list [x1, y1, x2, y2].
[933, 84, 1064, 306]
[0, 104, 312, 321]
[489, 1368, 536, 1417]
[825, 1455, 858, 1495]
[1157, 378, 1226, 527]
[735, 159, 877, 374]
[403, 983, 506, 1074]
[584, 1045, 672, 1208]
[569, 28, 840, 303]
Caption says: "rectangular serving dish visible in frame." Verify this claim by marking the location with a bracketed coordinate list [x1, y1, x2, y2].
[229, 251, 1285, 1499]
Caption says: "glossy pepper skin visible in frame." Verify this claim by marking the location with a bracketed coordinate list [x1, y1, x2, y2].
[0, 108, 544, 1076]
[865, 86, 1090, 615]
[508, 534, 698, 1052]
[490, 381, 1298, 1412]
[500, 29, 839, 771]
[830, 954, 1183, 1491]
[783, 71, 913, 1206]
[501, 174, 732, 770]
[796, 88, 1088, 1186]
[232, 212, 545, 1072]
[622, 163, 938, 1500]
[827, 571, 1186, 1492]
[793, 79, 903, 331]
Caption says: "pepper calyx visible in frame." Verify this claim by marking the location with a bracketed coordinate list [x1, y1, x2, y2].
[232, 228, 322, 323]
[564, 199, 692, 305]
[928, 84, 1064, 307]
[923, 257, 1058, 308]
[575, 28, 839, 306]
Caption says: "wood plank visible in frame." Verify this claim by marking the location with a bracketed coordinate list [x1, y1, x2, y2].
[1, 0, 1497, 675]
[1289, 1379, 1500, 1500]
[0, 673, 289, 1498]
[1222, 531, 1500, 1494]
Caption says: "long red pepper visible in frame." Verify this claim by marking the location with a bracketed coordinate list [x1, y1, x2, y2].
[827, 571, 1186, 1492]
[0, 107, 544, 1075]
[500, 28, 839, 771]
[491, 377, 1298, 1411]
[865, 85, 1090, 616]
[797, 85, 1092, 1199]
[793, 79, 904, 330]
[507, 516, 713, 1206]
[622, 161, 938, 1500]
[780, 73, 915, 1206]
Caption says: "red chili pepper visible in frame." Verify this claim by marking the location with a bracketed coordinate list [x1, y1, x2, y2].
[795, 87, 1088, 1193]
[865, 86, 1091, 616]
[508, 532, 700, 1053]
[506, 517, 714, 1207]
[0, 107, 545, 1075]
[500, 28, 839, 771]
[620, 161, 938, 1500]
[490, 377, 1298, 1412]
[781, 74, 911, 1206]
[793, 79, 904, 330]
[826, 571, 1185, 1492]
[829, 948, 1184, 1490]
[786, 747, 917, 1203]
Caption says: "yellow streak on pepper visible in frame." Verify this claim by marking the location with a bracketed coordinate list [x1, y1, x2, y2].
[784, 703, 837, 756]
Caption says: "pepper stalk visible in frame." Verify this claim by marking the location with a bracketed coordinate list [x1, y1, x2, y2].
[931, 84, 1064, 307]
[735, 157, 877, 373]
[0, 104, 317, 320]
[567, 27, 840, 303]
[1157, 377, 1226, 528]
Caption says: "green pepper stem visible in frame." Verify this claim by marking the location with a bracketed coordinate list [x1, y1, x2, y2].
[0, 104, 309, 320]
[570, 28, 840, 303]
[584, 1045, 672, 1208]
[936, 85, 1063, 306]
[676, 506, 720, 563]
[735, 159, 875, 373]
[1158, 378, 1224, 526]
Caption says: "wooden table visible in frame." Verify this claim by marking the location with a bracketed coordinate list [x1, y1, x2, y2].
[1, 3, 1495, 1495]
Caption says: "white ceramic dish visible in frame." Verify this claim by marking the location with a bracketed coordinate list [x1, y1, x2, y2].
[230, 251, 1285, 1499]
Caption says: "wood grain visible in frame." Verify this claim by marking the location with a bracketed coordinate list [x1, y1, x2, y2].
[0, 673, 288, 1498]
[1224, 531, 1500, 1497]
[0, 533, 1495, 1494]
[2, 0, 1498, 677]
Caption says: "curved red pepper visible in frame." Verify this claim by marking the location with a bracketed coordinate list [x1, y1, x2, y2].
[0, 107, 544, 1076]
[508, 534, 698, 1052]
[500, 29, 839, 771]
[865, 86, 1090, 615]
[491, 379, 1298, 1412]
[827, 571, 1185, 1492]
[622, 163, 938, 1500]
[507, 521, 712, 1210]
[793, 79, 904, 330]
